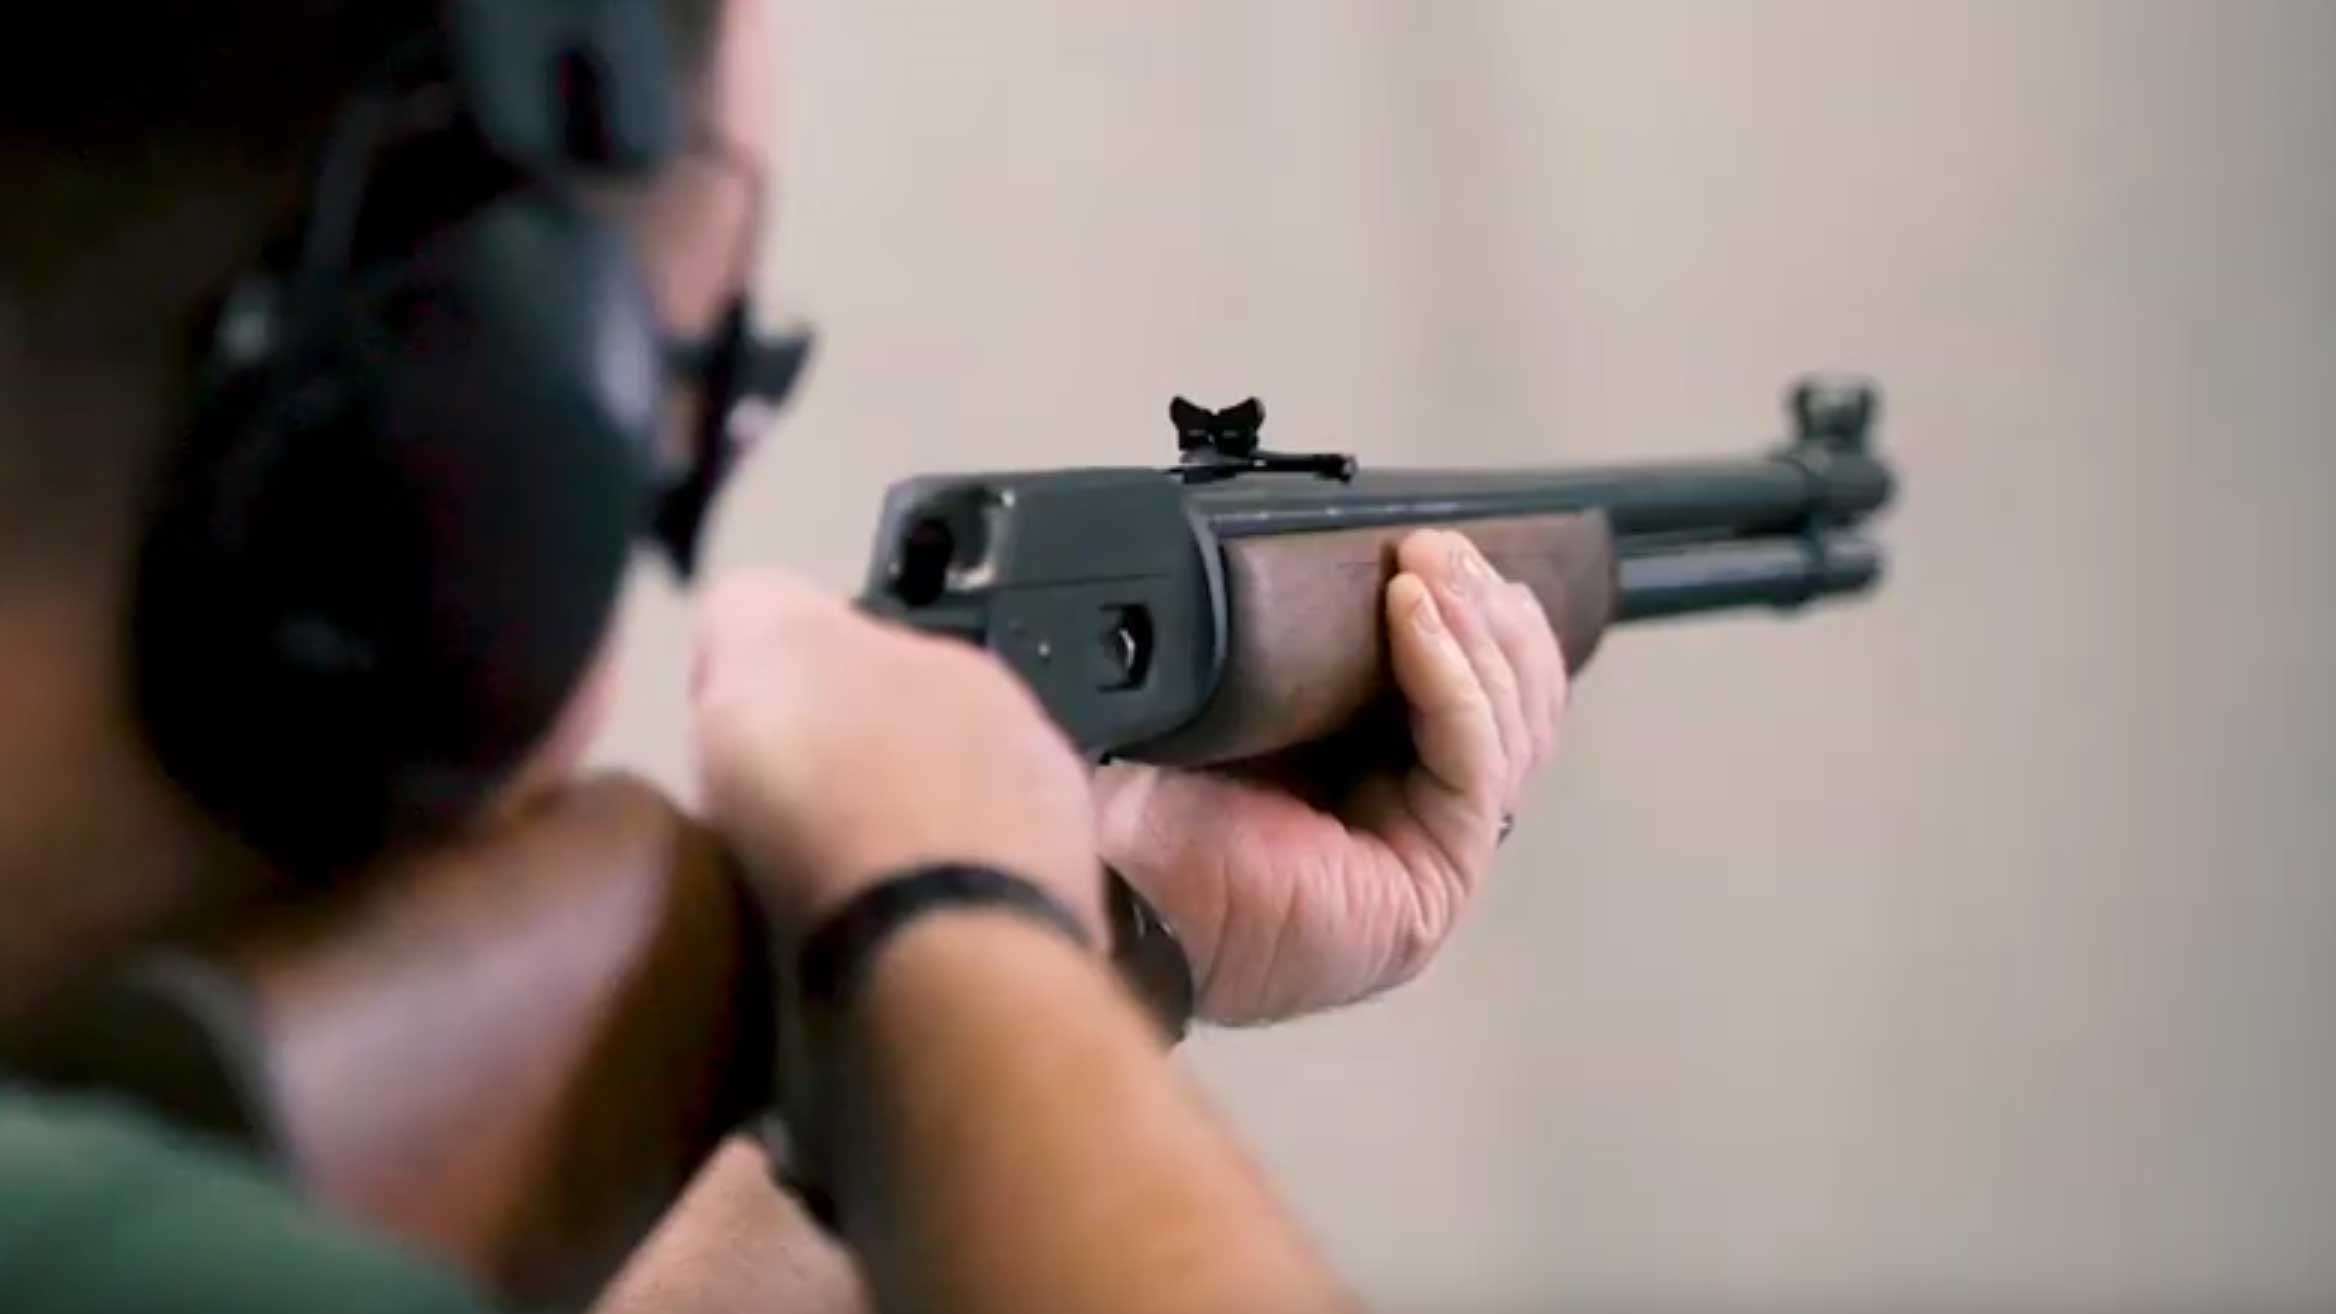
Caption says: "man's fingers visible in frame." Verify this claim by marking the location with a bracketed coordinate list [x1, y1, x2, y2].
[1482, 579, 1565, 789]
[698, 566, 829, 632]
[1384, 572, 1503, 806]
[1397, 532, 1529, 805]
[693, 568, 831, 694]
[1091, 761, 1169, 866]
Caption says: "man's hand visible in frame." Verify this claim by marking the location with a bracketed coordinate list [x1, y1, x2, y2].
[689, 571, 1355, 1314]
[1095, 530, 1568, 1024]
[693, 569, 1103, 938]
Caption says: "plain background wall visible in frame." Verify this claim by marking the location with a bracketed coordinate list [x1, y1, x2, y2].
[591, 2, 2336, 1309]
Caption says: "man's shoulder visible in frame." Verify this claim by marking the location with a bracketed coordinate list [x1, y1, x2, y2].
[0, 1085, 492, 1314]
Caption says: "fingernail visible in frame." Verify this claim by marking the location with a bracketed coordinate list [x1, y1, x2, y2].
[1451, 537, 1489, 585]
[1411, 589, 1444, 635]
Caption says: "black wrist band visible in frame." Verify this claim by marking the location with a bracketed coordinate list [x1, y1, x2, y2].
[796, 864, 1095, 1011]
[773, 864, 1094, 1235]
[1108, 874, 1196, 1044]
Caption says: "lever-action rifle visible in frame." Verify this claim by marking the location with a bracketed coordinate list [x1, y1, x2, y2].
[10, 377, 1895, 1309]
[866, 377, 1888, 765]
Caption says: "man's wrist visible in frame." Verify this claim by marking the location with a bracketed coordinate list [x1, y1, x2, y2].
[797, 865, 1094, 1011]
[767, 864, 1098, 1232]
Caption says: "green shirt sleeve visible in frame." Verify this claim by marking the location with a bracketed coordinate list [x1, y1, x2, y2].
[0, 1088, 495, 1314]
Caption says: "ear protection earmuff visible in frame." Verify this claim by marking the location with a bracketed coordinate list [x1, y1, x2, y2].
[132, 1, 689, 868]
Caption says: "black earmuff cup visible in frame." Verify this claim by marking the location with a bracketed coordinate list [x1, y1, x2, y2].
[137, 113, 668, 869]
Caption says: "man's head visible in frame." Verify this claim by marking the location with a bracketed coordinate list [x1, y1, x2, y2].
[0, 6, 411, 570]
[0, 0, 776, 1022]
[0, 0, 760, 559]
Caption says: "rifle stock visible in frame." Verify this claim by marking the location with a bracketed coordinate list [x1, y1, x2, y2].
[11, 776, 768, 1312]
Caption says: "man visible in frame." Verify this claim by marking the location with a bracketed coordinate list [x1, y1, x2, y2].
[0, 3, 1565, 1311]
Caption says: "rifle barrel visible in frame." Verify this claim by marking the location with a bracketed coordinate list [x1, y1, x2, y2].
[1188, 448, 1893, 542]
[1615, 532, 1883, 622]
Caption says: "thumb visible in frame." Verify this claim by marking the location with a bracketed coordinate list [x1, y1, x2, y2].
[1094, 762, 1225, 885]
[1091, 761, 1153, 858]
[1385, 573, 1503, 812]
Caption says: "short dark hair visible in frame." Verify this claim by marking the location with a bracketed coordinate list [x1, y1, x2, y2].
[5, 5, 413, 150]
[0, 0, 723, 563]
[0, 3, 421, 564]
[2, 1, 725, 278]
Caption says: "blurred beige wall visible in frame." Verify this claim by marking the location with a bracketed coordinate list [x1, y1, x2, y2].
[593, 2, 2336, 1309]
